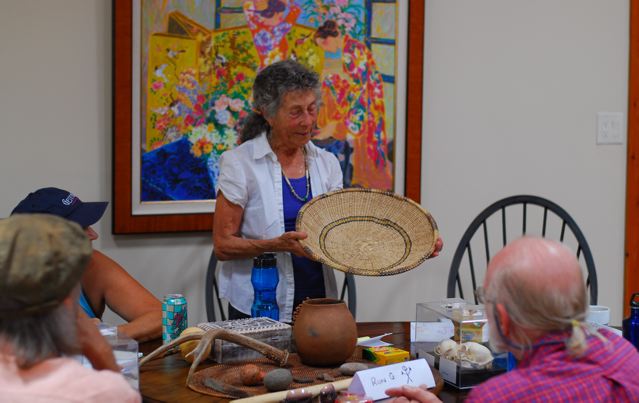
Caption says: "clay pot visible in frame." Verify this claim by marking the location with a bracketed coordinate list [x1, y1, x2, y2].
[293, 298, 357, 366]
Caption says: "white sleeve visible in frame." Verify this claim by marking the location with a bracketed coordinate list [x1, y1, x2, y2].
[216, 151, 248, 208]
[326, 152, 343, 191]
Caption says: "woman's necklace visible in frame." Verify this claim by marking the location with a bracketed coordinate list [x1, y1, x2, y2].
[282, 150, 310, 202]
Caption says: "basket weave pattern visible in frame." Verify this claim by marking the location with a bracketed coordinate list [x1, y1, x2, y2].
[190, 354, 363, 398]
[296, 188, 438, 276]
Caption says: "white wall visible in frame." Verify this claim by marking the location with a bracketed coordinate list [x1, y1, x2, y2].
[0, 0, 629, 326]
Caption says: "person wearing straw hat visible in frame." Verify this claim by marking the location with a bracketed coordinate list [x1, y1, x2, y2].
[11, 187, 162, 342]
[385, 237, 639, 403]
[0, 214, 140, 402]
[214, 60, 442, 322]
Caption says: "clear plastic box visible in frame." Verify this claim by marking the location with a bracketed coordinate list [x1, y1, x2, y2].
[198, 317, 291, 363]
[76, 323, 139, 390]
[414, 298, 507, 389]
[102, 326, 139, 390]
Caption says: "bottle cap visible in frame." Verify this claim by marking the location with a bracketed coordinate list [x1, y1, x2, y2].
[631, 293, 639, 308]
[253, 253, 277, 268]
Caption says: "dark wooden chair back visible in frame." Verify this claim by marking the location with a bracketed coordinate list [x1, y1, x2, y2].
[447, 195, 597, 305]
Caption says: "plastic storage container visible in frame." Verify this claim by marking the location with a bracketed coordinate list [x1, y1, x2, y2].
[77, 323, 139, 390]
[414, 298, 507, 389]
[198, 317, 291, 363]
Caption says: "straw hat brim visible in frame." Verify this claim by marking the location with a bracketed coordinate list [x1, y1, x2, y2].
[296, 188, 439, 276]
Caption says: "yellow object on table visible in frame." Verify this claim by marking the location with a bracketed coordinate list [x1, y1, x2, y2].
[362, 346, 409, 365]
[179, 327, 211, 363]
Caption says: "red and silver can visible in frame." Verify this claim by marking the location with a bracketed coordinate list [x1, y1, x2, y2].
[162, 294, 188, 344]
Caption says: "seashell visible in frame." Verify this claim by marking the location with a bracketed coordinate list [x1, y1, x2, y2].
[458, 342, 493, 369]
[178, 327, 211, 363]
[434, 339, 459, 360]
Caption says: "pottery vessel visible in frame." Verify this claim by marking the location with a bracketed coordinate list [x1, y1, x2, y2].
[292, 298, 357, 366]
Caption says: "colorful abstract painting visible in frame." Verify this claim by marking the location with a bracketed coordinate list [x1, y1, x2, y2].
[139, 0, 399, 202]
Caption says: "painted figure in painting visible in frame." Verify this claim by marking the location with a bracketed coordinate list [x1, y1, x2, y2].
[243, 0, 301, 68]
[140, 0, 395, 203]
[313, 19, 392, 190]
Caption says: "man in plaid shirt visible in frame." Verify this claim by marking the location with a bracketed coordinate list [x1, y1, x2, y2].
[386, 237, 639, 403]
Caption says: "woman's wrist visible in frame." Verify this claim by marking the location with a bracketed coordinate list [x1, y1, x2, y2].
[250, 238, 282, 255]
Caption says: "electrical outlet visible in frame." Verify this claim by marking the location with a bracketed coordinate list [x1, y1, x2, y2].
[597, 112, 624, 145]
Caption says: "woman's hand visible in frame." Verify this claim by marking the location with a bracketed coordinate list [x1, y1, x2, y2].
[385, 385, 442, 403]
[429, 237, 443, 258]
[278, 231, 313, 259]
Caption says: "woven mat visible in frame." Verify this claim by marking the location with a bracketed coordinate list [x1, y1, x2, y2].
[189, 354, 363, 398]
[189, 354, 444, 399]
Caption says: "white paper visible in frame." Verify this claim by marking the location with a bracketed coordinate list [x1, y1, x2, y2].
[348, 359, 435, 401]
[410, 320, 454, 342]
[357, 333, 393, 347]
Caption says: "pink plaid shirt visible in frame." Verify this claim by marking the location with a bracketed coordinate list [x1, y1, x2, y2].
[467, 328, 639, 402]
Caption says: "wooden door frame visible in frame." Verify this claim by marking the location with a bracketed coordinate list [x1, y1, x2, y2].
[625, 0, 639, 315]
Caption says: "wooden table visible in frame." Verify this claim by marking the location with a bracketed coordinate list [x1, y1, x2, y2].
[140, 322, 469, 403]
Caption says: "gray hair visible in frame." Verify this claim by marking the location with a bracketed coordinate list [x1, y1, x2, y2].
[0, 301, 79, 369]
[240, 59, 321, 143]
[487, 264, 589, 356]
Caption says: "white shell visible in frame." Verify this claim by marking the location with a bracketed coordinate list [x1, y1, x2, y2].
[434, 339, 459, 360]
[458, 342, 494, 369]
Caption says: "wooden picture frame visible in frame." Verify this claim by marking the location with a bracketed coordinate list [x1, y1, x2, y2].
[112, 0, 425, 234]
[625, 0, 639, 315]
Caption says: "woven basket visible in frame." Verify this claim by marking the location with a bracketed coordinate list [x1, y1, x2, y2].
[296, 188, 438, 276]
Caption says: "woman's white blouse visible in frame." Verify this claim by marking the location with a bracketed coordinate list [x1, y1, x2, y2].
[215, 132, 343, 322]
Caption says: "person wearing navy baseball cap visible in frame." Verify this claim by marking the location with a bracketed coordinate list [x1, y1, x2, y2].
[11, 187, 162, 342]
[12, 187, 109, 228]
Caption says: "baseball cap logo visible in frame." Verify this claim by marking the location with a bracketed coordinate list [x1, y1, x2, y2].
[61, 193, 77, 206]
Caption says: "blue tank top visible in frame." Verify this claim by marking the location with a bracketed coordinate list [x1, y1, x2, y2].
[79, 288, 97, 318]
[282, 174, 325, 308]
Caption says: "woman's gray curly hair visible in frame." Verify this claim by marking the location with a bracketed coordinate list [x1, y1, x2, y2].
[240, 59, 321, 143]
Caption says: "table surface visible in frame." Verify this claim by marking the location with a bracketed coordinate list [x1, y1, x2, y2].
[139, 322, 469, 403]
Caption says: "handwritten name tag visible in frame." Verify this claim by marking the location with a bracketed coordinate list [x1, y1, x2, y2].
[348, 359, 435, 401]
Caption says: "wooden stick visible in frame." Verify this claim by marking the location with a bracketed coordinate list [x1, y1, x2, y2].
[231, 378, 352, 403]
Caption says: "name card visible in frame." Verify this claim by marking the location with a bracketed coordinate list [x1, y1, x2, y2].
[348, 359, 435, 401]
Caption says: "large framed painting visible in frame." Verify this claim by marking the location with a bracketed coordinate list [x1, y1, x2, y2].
[113, 0, 425, 234]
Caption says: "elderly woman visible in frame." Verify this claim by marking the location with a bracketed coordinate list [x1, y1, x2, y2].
[213, 60, 340, 322]
[214, 60, 442, 322]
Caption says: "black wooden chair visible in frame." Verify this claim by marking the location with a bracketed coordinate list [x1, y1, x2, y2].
[205, 251, 357, 322]
[447, 195, 598, 305]
[205, 251, 227, 322]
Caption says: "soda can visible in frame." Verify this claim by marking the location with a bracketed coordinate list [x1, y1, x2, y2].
[162, 294, 188, 344]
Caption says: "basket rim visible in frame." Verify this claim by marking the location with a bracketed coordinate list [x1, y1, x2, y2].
[295, 188, 439, 276]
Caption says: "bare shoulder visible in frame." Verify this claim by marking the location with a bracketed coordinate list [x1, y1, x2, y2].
[92, 249, 120, 264]
[83, 250, 133, 287]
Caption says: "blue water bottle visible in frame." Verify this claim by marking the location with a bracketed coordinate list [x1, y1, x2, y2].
[623, 292, 639, 349]
[251, 253, 279, 320]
